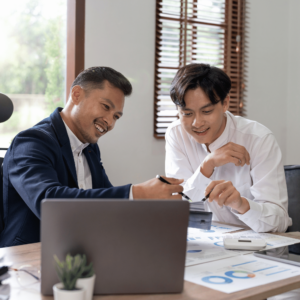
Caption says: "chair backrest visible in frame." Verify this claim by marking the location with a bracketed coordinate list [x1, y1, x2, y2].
[284, 165, 300, 254]
[0, 156, 4, 233]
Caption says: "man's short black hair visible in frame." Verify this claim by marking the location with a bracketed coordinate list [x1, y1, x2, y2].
[71, 66, 132, 96]
[170, 63, 231, 107]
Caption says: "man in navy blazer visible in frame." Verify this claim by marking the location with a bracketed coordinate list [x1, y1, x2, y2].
[1, 67, 183, 247]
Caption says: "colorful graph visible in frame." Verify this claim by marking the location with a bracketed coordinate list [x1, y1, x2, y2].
[202, 276, 233, 284]
[225, 270, 255, 279]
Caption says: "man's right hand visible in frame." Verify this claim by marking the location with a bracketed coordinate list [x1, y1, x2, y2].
[201, 142, 250, 178]
[132, 176, 184, 200]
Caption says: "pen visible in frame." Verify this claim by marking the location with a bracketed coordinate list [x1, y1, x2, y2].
[156, 175, 192, 202]
[201, 188, 214, 202]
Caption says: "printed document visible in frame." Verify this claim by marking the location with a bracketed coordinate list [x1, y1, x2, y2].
[185, 254, 300, 293]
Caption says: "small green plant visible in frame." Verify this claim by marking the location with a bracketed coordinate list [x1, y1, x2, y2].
[54, 253, 94, 290]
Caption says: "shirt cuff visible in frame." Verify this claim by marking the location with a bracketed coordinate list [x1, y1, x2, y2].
[231, 198, 263, 224]
[129, 185, 134, 200]
[184, 164, 213, 202]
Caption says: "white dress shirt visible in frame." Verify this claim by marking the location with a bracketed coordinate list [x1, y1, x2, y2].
[165, 111, 292, 233]
[63, 121, 93, 190]
[63, 120, 133, 198]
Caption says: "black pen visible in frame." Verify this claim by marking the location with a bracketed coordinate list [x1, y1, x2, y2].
[201, 188, 214, 202]
[156, 175, 192, 202]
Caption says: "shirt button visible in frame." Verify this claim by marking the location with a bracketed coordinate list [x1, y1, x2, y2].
[80, 184, 83, 188]
[79, 159, 81, 163]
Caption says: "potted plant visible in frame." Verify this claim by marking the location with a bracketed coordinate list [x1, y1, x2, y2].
[53, 253, 94, 300]
[76, 255, 96, 300]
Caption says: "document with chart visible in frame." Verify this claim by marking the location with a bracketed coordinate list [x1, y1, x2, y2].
[186, 224, 251, 266]
[186, 235, 241, 266]
[185, 254, 300, 293]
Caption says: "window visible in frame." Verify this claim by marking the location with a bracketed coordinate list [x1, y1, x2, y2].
[154, 0, 246, 138]
[0, 0, 67, 148]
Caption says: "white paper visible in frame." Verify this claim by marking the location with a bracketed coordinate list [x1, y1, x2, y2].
[186, 236, 239, 266]
[188, 222, 244, 237]
[223, 230, 300, 250]
[186, 234, 252, 266]
[185, 254, 300, 293]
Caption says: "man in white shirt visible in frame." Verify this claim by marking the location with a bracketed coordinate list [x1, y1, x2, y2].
[165, 63, 292, 232]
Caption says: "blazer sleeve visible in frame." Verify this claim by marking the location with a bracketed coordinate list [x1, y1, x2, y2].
[8, 129, 131, 219]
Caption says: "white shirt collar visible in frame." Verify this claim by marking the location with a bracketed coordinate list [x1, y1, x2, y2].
[62, 120, 89, 155]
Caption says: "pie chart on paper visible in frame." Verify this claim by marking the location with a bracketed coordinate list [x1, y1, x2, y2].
[187, 250, 202, 253]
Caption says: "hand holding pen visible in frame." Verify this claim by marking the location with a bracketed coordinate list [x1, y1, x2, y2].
[201, 188, 213, 202]
[202, 180, 250, 214]
[156, 175, 192, 202]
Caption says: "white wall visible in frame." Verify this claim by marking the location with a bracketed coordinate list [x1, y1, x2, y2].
[247, 0, 300, 165]
[85, 0, 300, 186]
[286, 0, 300, 164]
[85, 0, 165, 186]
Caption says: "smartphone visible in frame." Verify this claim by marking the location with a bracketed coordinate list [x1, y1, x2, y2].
[254, 243, 300, 267]
[224, 238, 267, 250]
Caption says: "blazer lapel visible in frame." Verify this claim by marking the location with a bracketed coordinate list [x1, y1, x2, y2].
[50, 108, 78, 187]
[83, 146, 104, 188]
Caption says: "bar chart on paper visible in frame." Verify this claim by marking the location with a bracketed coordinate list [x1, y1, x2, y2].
[185, 254, 300, 293]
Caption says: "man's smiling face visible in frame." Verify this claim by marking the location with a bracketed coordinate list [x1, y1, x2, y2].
[71, 80, 125, 144]
[178, 87, 229, 147]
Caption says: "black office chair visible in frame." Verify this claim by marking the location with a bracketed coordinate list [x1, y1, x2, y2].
[285, 165, 300, 254]
[0, 94, 13, 234]
[0, 152, 5, 233]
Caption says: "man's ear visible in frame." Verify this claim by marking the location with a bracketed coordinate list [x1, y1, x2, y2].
[71, 85, 84, 105]
[223, 94, 230, 112]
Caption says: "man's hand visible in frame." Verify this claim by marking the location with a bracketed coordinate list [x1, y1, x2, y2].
[201, 142, 250, 178]
[205, 180, 250, 214]
[132, 176, 184, 200]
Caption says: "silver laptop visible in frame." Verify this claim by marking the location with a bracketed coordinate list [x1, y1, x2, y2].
[41, 199, 189, 295]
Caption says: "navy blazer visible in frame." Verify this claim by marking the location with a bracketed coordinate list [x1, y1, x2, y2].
[0, 108, 131, 247]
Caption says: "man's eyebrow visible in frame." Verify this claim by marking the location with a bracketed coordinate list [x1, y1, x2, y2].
[100, 97, 123, 116]
[200, 103, 214, 110]
[181, 107, 193, 111]
[181, 103, 214, 111]
[100, 97, 115, 109]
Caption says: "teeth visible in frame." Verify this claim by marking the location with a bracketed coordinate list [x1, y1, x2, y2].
[195, 128, 208, 133]
[95, 124, 104, 133]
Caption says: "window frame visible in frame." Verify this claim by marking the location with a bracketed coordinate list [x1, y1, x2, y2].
[153, 0, 246, 139]
[66, 0, 85, 101]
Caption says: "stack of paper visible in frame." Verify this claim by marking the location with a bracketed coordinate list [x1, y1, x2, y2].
[189, 200, 205, 211]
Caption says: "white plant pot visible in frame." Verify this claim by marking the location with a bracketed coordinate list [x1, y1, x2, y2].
[53, 283, 85, 300]
[76, 274, 96, 300]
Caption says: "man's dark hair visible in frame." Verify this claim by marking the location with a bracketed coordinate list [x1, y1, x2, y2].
[71, 66, 132, 96]
[170, 63, 231, 107]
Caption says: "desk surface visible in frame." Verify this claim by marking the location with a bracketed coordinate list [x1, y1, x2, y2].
[2, 231, 300, 300]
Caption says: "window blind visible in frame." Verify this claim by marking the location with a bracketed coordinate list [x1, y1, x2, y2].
[154, 0, 246, 138]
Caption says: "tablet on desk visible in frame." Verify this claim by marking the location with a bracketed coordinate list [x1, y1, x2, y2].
[254, 243, 300, 267]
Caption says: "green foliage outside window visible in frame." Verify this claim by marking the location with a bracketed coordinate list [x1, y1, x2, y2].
[0, 0, 66, 113]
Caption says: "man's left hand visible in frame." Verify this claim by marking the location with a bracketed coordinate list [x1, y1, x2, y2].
[204, 180, 250, 214]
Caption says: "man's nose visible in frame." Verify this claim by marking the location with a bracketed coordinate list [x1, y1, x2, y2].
[103, 113, 115, 128]
[192, 115, 203, 128]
